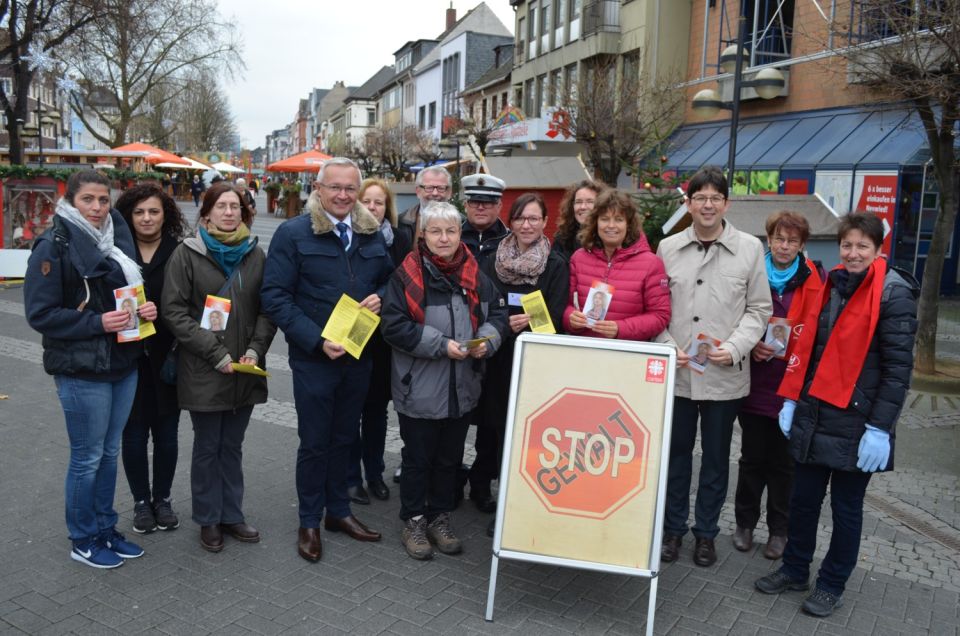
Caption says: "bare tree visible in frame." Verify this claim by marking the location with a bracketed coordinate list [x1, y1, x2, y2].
[822, 1, 960, 374]
[59, 0, 242, 147]
[0, 0, 98, 164]
[177, 71, 239, 152]
[404, 125, 443, 167]
[368, 125, 408, 181]
[558, 55, 684, 186]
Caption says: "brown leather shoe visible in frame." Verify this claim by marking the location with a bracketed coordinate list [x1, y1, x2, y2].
[297, 527, 322, 562]
[660, 534, 682, 563]
[693, 537, 717, 567]
[764, 534, 787, 560]
[220, 522, 260, 543]
[733, 526, 753, 552]
[323, 514, 382, 541]
[200, 525, 223, 552]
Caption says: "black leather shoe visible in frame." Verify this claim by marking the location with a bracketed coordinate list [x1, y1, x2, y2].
[486, 517, 496, 538]
[393, 467, 401, 484]
[200, 525, 223, 553]
[764, 535, 787, 560]
[347, 484, 370, 505]
[219, 522, 260, 543]
[469, 482, 497, 513]
[733, 526, 753, 552]
[755, 570, 809, 595]
[802, 588, 843, 617]
[367, 479, 389, 501]
[297, 527, 322, 562]
[693, 537, 717, 567]
[323, 514, 381, 541]
[660, 534, 681, 563]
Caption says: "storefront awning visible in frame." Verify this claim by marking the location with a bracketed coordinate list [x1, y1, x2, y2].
[666, 104, 931, 173]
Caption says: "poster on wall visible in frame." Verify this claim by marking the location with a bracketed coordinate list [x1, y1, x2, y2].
[731, 171, 750, 195]
[815, 171, 853, 215]
[749, 170, 780, 195]
[853, 171, 898, 257]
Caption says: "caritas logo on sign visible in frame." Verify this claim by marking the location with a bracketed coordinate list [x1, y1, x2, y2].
[520, 389, 650, 520]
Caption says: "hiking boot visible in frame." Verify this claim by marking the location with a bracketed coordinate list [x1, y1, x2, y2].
[152, 498, 180, 531]
[802, 587, 843, 617]
[99, 528, 144, 559]
[426, 513, 462, 555]
[71, 539, 123, 569]
[755, 570, 810, 595]
[401, 517, 433, 560]
[132, 500, 157, 534]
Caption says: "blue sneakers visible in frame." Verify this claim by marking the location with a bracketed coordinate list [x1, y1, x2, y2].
[71, 539, 123, 569]
[99, 528, 144, 559]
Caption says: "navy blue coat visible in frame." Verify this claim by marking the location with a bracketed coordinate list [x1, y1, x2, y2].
[260, 199, 394, 361]
[25, 211, 142, 380]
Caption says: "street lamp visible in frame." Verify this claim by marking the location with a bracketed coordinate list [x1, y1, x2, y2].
[691, 15, 785, 183]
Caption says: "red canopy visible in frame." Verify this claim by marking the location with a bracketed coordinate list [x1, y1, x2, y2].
[266, 150, 332, 173]
[112, 143, 190, 166]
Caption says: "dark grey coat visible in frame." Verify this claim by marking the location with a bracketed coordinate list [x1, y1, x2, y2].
[789, 265, 918, 472]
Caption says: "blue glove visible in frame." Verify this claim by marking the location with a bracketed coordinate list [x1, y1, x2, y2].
[857, 424, 890, 472]
[778, 399, 796, 439]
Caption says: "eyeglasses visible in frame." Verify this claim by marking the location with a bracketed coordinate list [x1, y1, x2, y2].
[690, 194, 726, 205]
[771, 236, 802, 247]
[466, 200, 497, 209]
[319, 184, 358, 195]
[418, 185, 449, 193]
[511, 215, 544, 226]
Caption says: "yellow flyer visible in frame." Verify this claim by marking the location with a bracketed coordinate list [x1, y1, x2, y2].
[114, 284, 156, 343]
[460, 335, 493, 351]
[520, 290, 556, 334]
[230, 363, 270, 377]
[320, 294, 381, 359]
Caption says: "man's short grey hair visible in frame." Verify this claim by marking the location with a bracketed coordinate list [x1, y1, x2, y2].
[415, 166, 451, 187]
[317, 157, 361, 185]
[419, 201, 461, 230]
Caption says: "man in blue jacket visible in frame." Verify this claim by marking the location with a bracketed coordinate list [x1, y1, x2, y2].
[261, 157, 394, 563]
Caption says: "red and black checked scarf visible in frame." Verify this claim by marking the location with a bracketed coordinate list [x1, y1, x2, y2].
[396, 238, 484, 331]
[779, 258, 885, 408]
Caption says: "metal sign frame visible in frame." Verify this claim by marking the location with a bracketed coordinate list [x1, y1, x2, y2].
[485, 333, 677, 635]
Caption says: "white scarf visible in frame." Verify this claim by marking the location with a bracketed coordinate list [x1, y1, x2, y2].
[55, 198, 142, 286]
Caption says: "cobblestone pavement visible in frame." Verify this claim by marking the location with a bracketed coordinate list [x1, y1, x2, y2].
[2, 228, 959, 634]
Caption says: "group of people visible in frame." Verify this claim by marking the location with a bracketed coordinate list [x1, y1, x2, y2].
[25, 161, 918, 620]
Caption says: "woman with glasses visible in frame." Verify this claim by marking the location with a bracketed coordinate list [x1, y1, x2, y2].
[472, 193, 569, 533]
[551, 179, 607, 262]
[163, 182, 276, 553]
[563, 189, 671, 341]
[381, 201, 506, 561]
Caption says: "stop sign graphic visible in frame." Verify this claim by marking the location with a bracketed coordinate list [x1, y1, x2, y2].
[520, 388, 650, 519]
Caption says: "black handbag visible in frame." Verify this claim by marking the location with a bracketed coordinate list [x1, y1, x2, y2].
[159, 343, 178, 385]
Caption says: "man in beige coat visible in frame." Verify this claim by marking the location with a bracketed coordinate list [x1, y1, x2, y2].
[656, 166, 772, 567]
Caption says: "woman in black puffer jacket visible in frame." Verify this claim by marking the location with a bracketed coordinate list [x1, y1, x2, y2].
[754, 213, 918, 618]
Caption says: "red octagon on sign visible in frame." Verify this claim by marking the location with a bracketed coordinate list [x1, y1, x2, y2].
[519, 388, 650, 520]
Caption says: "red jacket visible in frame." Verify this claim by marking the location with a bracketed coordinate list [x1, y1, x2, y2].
[562, 233, 671, 341]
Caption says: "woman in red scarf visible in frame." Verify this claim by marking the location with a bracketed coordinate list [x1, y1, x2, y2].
[755, 213, 918, 618]
[381, 201, 507, 561]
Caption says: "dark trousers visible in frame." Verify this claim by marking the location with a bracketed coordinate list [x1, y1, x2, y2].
[291, 356, 371, 526]
[734, 411, 794, 535]
[189, 407, 252, 526]
[347, 396, 388, 486]
[779, 463, 872, 596]
[122, 405, 180, 503]
[469, 367, 510, 491]
[664, 396, 742, 539]
[398, 412, 471, 521]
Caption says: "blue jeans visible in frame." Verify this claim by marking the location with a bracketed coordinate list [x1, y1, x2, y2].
[779, 463, 872, 596]
[55, 371, 138, 542]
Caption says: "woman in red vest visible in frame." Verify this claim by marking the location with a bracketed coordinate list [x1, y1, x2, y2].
[733, 211, 824, 561]
[754, 213, 918, 618]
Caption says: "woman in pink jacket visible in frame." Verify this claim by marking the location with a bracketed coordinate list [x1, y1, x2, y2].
[563, 189, 671, 340]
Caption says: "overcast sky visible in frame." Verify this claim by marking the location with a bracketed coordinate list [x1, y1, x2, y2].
[215, 0, 517, 149]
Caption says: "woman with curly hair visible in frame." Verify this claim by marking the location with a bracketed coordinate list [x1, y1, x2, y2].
[115, 183, 188, 534]
[562, 189, 671, 341]
[550, 179, 606, 262]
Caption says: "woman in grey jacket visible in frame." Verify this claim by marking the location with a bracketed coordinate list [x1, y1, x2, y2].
[381, 202, 506, 561]
[162, 182, 276, 553]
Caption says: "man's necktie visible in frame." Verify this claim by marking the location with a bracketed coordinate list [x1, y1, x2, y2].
[336, 222, 349, 248]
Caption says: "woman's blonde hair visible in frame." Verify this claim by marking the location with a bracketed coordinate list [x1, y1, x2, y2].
[359, 178, 398, 227]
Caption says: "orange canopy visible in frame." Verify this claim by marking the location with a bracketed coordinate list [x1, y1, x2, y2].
[266, 150, 332, 173]
[112, 143, 190, 166]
